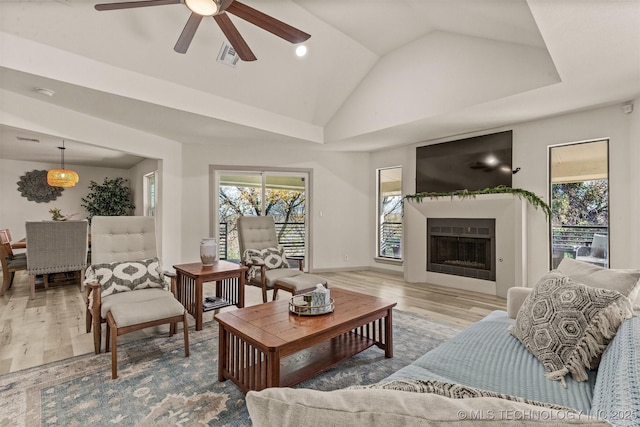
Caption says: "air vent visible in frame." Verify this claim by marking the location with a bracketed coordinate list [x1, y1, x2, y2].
[16, 136, 40, 143]
[217, 41, 239, 68]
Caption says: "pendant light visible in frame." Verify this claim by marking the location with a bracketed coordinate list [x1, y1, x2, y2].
[47, 140, 79, 188]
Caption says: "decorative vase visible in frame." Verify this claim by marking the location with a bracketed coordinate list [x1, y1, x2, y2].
[200, 238, 217, 266]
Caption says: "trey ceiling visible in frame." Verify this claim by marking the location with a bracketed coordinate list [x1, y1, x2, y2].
[0, 0, 639, 168]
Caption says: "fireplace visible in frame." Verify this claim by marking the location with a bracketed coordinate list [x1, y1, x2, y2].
[427, 218, 496, 281]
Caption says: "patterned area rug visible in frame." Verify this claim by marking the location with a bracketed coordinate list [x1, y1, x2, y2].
[0, 310, 462, 426]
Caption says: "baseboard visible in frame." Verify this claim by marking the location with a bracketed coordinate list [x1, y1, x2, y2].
[373, 256, 403, 267]
[312, 265, 404, 276]
[312, 266, 371, 273]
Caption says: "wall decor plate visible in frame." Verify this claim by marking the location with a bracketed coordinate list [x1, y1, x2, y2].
[17, 169, 64, 203]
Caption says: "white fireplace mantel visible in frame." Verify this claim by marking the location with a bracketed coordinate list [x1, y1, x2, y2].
[404, 194, 527, 298]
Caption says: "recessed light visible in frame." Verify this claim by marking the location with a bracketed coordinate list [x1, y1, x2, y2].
[295, 45, 308, 57]
[36, 87, 55, 97]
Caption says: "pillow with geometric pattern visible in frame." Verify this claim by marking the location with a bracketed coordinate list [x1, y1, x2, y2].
[509, 271, 633, 387]
[243, 246, 289, 280]
[85, 257, 166, 298]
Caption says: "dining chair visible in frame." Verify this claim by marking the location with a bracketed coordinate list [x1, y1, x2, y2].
[84, 216, 188, 378]
[0, 229, 24, 257]
[25, 220, 89, 299]
[0, 229, 27, 295]
[237, 215, 327, 303]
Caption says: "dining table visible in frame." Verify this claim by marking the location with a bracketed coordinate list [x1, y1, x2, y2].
[12, 234, 92, 249]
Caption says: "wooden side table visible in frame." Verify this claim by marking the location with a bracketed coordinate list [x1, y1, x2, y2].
[173, 260, 246, 331]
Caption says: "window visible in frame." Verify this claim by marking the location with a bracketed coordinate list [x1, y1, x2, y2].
[549, 140, 609, 269]
[143, 171, 156, 217]
[377, 167, 403, 259]
[213, 168, 310, 265]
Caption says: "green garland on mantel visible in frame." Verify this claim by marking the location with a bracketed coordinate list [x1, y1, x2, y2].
[404, 185, 552, 219]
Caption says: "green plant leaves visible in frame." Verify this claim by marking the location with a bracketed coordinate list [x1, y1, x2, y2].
[404, 185, 551, 219]
[81, 177, 135, 221]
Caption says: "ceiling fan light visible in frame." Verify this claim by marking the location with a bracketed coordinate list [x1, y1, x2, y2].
[185, 0, 219, 16]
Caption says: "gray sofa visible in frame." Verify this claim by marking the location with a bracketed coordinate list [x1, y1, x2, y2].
[247, 259, 640, 426]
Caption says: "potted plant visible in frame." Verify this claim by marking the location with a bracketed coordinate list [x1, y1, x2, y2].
[48, 208, 78, 221]
[81, 177, 135, 222]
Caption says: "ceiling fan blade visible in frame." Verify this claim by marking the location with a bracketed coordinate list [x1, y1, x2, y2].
[225, 1, 311, 44]
[174, 13, 203, 54]
[213, 13, 257, 61]
[95, 0, 180, 11]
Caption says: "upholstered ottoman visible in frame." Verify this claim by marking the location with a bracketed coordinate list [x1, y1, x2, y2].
[274, 273, 328, 299]
[106, 295, 189, 379]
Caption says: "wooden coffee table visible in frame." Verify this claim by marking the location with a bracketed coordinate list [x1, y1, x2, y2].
[214, 288, 396, 392]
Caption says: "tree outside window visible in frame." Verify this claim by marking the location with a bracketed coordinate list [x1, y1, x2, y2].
[378, 167, 403, 259]
[549, 140, 608, 269]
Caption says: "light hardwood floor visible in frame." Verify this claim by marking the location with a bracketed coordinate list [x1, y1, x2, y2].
[0, 269, 506, 374]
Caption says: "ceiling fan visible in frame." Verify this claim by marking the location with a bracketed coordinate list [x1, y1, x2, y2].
[94, 0, 311, 61]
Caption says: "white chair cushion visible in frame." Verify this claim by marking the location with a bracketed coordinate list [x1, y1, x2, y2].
[109, 293, 184, 328]
[275, 274, 327, 292]
[100, 288, 170, 319]
[91, 216, 157, 264]
[258, 268, 304, 288]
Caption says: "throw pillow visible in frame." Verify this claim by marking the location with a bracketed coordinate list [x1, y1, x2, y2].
[243, 246, 289, 279]
[246, 387, 611, 426]
[85, 257, 166, 297]
[556, 258, 640, 306]
[509, 272, 633, 386]
[350, 379, 574, 411]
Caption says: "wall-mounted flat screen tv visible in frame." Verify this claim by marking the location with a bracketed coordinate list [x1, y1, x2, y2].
[416, 130, 513, 193]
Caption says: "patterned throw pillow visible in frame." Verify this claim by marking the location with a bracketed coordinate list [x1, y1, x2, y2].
[243, 246, 289, 279]
[85, 257, 166, 297]
[509, 272, 633, 386]
[351, 379, 574, 411]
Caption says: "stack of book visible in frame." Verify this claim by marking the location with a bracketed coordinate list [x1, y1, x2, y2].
[203, 296, 230, 311]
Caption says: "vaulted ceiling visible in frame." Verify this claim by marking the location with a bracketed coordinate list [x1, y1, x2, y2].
[0, 0, 639, 167]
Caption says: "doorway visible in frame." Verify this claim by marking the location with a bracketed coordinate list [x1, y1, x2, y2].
[213, 168, 310, 267]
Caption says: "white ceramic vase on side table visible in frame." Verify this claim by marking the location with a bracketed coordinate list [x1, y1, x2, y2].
[200, 238, 217, 266]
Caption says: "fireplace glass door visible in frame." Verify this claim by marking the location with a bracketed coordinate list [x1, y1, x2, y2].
[427, 218, 496, 280]
[431, 236, 491, 271]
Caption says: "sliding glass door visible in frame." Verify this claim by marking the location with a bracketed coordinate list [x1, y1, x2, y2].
[214, 169, 309, 265]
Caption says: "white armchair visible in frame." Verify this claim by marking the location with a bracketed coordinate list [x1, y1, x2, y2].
[237, 215, 327, 303]
[84, 216, 189, 379]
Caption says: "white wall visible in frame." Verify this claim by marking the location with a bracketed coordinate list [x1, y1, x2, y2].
[180, 141, 371, 271]
[0, 159, 130, 240]
[628, 96, 640, 265]
[370, 103, 638, 286]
